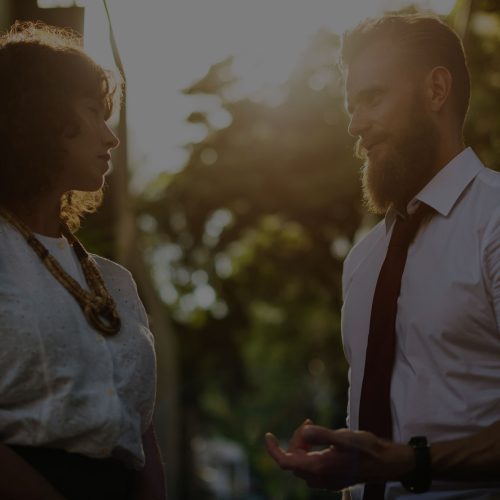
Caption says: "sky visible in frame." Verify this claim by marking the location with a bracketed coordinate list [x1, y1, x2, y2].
[73, 0, 458, 191]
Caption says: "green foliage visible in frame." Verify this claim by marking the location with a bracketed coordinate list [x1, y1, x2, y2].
[143, 28, 360, 498]
[459, 1, 500, 170]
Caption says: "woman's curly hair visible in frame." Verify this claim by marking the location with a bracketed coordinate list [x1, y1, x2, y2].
[0, 21, 120, 231]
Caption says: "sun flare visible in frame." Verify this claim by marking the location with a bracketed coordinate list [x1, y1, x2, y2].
[71, 0, 459, 189]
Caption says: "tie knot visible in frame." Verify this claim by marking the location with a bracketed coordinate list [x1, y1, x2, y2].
[390, 204, 433, 248]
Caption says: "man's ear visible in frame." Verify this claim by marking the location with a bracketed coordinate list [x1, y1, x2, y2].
[425, 66, 452, 113]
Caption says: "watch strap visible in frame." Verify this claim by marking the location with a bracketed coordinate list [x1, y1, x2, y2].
[401, 435, 431, 493]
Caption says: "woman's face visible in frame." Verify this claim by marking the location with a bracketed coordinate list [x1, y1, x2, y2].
[57, 96, 119, 193]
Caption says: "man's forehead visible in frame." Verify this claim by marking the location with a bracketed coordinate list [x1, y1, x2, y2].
[344, 41, 407, 98]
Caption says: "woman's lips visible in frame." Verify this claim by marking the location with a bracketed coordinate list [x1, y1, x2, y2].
[98, 153, 111, 162]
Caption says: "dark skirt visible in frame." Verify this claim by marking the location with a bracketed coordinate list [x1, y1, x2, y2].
[9, 444, 137, 500]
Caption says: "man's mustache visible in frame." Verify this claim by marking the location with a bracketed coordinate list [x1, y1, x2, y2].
[354, 135, 389, 160]
[354, 139, 368, 161]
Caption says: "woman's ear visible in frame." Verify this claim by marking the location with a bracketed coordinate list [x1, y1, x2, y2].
[424, 66, 453, 113]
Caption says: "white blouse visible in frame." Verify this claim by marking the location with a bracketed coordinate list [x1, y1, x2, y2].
[0, 220, 156, 469]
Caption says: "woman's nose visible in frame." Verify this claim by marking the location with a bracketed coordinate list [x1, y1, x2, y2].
[103, 122, 120, 150]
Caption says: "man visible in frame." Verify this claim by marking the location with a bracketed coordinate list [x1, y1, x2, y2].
[265, 13, 500, 499]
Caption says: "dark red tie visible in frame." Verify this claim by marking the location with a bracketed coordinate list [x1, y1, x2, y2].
[359, 204, 431, 500]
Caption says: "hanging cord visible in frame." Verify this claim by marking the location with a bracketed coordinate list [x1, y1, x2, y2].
[102, 0, 126, 84]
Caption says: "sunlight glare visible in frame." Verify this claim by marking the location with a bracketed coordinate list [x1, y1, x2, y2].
[37, 0, 85, 7]
[81, 0, 458, 188]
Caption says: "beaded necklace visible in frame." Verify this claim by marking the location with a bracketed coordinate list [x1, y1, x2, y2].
[0, 208, 121, 336]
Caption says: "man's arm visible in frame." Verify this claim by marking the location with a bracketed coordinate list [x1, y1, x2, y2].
[0, 442, 65, 499]
[431, 420, 500, 481]
[134, 423, 167, 500]
[265, 420, 500, 491]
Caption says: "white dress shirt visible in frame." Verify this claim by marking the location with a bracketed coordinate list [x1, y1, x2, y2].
[0, 220, 156, 469]
[342, 148, 500, 498]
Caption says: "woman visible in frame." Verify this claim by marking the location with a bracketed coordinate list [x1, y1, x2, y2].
[0, 21, 165, 499]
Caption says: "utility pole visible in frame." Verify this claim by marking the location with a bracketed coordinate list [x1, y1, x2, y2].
[102, 2, 181, 497]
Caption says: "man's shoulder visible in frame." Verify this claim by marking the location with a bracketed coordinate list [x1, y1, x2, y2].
[460, 164, 500, 219]
[462, 149, 500, 198]
[474, 165, 500, 190]
[469, 167, 500, 242]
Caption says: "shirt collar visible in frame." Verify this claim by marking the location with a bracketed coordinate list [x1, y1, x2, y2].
[384, 147, 484, 233]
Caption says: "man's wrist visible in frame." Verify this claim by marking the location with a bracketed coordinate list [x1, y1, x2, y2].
[389, 442, 416, 481]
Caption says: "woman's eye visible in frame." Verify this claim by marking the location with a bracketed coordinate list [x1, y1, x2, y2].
[87, 104, 104, 117]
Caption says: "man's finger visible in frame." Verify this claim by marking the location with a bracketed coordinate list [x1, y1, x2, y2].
[302, 426, 356, 451]
[289, 419, 313, 452]
[265, 433, 293, 469]
[301, 425, 340, 446]
[303, 426, 378, 453]
[265, 432, 317, 473]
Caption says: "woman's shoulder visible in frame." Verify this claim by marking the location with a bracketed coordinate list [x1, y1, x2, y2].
[90, 254, 136, 288]
[90, 254, 150, 326]
[90, 254, 139, 294]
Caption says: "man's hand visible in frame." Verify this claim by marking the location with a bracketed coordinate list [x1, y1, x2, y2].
[265, 424, 414, 490]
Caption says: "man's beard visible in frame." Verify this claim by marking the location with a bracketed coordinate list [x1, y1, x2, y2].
[357, 105, 440, 215]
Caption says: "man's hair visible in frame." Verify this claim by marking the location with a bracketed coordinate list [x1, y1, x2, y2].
[0, 21, 120, 231]
[340, 14, 470, 126]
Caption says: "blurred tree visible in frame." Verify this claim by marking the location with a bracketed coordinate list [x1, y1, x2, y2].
[453, 0, 500, 170]
[143, 28, 362, 499]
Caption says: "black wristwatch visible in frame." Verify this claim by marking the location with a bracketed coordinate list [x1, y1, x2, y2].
[401, 436, 431, 493]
